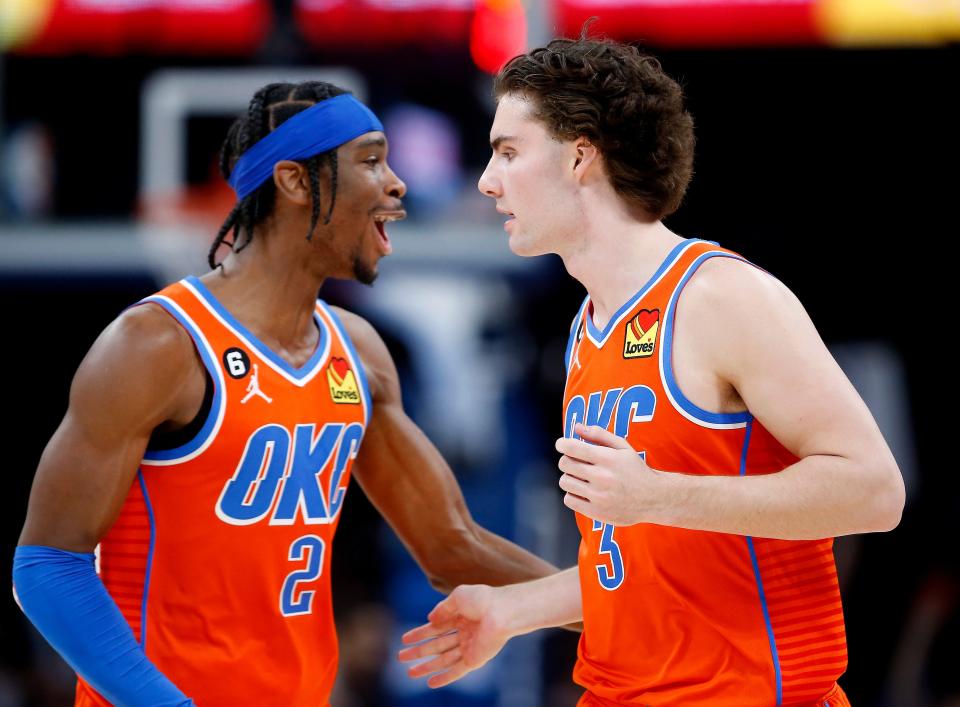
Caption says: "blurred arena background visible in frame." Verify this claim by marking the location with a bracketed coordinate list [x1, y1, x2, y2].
[0, 1, 955, 705]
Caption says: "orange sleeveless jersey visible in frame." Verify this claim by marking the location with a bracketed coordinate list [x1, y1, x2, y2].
[76, 276, 370, 707]
[563, 240, 849, 707]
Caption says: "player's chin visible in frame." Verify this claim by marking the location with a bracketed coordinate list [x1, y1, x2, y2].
[508, 232, 548, 258]
[352, 254, 380, 286]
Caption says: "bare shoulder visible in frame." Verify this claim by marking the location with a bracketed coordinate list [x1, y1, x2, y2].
[330, 306, 381, 350]
[18, 302, 203, 549]
[329, 306, 399, 404]
[682, 255, 796, 312]
[80, 303, 195, 381]
[109, 301, 193, 349]
[679, 255, 810, 332]
[676, 255, 824, 384]
[71, 302, 201, 428]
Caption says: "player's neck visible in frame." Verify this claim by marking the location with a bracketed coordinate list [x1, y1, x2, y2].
[561, 216, 684, 333]
[202, 236, 326, 349]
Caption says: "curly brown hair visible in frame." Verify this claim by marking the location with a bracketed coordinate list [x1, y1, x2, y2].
[494, 36, 695, 221]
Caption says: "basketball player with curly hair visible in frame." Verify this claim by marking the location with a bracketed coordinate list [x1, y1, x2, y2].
[400, 36, 905, 707]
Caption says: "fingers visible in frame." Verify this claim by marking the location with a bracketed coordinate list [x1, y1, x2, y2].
[402, 619, 452, 645]
[427, 663, 472, 689]
[406, 645, 463, 678]
[562, 492, 591, 516]
[557, 423, 633, 461]
[558, 472, 591, 500]
[557, 454, 594, 481]
[555, 427, 632, 462]
[399, 629, 474, 690]
[555, 436, 604, 463]
[397, 630, 459, 663]
[575, 423, 634, 450]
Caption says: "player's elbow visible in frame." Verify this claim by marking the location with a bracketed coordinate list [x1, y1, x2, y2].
[862, 457, 905, 533]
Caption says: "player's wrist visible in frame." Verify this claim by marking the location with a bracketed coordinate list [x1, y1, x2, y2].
[493, 582, 554, 637]
[641, 466, 683, 527]
[484, 584, 525, 638]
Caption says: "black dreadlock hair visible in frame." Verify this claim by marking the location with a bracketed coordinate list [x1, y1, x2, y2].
[210, 81, 347, 269]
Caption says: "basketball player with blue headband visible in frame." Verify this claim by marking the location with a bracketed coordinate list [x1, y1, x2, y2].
[228, 93, 384, 200]
[14, 81, 558, 706]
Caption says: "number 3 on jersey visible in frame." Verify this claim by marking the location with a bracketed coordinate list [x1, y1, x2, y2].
[591, 450, 647, 592]
[280, 535, 325, 616]
[563, 384, 657, 592]
[592, 520, 624, 590]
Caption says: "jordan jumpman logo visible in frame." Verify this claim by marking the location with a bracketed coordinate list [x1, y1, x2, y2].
[241, 363, 272, 404]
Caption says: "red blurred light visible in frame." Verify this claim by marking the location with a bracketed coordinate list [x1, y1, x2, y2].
[471, 0, 528, 74]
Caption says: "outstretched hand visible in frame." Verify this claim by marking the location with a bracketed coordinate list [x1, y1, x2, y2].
[398, 584, 513, 688]
[556, 423, 664, 526]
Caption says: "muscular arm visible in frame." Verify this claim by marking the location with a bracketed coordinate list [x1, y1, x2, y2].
[20, 304, 204, 549]
[336, 308, 558, 593]
[558, 258, 905, 539]
[15, 304, 202, 705]
[664, 259, 904, 537]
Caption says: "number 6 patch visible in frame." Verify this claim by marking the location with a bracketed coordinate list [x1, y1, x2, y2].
[223, 347, 251, 379]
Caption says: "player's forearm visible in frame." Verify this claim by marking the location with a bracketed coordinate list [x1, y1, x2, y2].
[427, 524, 558, 594]
[493, 566, 583, 638]
[13, 545, 193, 706]
[652, 453, 904, 539]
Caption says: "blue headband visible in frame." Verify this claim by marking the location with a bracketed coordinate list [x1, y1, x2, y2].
[227, 93, 384, 201]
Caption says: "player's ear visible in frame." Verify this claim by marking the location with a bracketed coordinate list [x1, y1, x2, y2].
[572, 138, 600, 183]
[273, 160, 311, 206]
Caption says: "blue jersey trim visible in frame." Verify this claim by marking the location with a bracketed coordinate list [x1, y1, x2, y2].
[747, 536, 783, 706]
[564, 296, 590, 375]
[661, 251, 753, 425]
[185, 276, 329, 382]
[742, 420, 782, 705]
[739, 418, 754, 477]
[584, 238, 698, 345]
[140, 297, 224, 463]
[138, 470, 157, 648]
[317, 301, 372, 428]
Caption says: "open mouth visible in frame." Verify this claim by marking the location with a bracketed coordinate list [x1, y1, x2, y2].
[372, 212, 404, 255]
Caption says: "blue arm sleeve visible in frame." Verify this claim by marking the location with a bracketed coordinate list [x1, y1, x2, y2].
[12, 545, 193, 707]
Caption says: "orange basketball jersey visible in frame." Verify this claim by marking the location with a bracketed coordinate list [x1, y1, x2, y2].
[563, 239, 848, 707]
[75, 276, 370, 707]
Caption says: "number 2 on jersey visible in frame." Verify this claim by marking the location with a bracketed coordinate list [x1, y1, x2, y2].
[280, 535, 325, 616]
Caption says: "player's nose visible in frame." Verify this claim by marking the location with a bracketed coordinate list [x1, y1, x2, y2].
[384, 162, 406, 200]
[478, 159, 501, 198]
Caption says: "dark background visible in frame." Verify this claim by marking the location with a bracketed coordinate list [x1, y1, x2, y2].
[0, 9, 955, 705]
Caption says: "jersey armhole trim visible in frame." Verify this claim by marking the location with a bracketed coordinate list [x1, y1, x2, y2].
[138, 296, 227, 465]
[659, 252, 753, 429]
